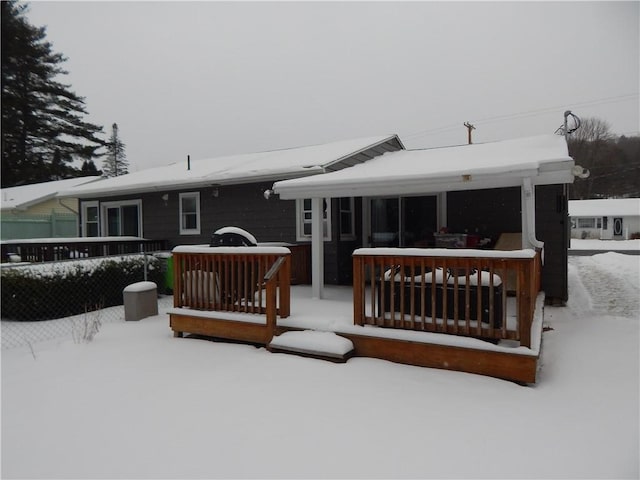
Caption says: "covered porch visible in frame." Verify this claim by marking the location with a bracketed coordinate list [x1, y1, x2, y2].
[169, 135, 573, 383]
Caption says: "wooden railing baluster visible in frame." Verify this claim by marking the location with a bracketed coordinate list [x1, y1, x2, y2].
[351, 249, 541, 349]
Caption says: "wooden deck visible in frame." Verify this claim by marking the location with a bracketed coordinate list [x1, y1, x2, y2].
[168, 247, 544, 383]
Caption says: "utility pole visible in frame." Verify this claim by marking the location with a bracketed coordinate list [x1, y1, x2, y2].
[464, 122, 475, 144]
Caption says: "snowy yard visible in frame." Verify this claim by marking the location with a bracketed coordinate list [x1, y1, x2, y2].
[1, 252, 638, 478]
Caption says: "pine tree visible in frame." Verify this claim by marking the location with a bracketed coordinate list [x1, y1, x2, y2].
[1, 1, 104, 187]
[80, 159, 101, 176]
[102, 123, 128, 177]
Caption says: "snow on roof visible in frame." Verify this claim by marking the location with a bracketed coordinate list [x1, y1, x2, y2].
[569, 198, 640, 217]
[1, 177, 102, 211]
[274, 134, 574, 199]
[58, 135, 399, 198]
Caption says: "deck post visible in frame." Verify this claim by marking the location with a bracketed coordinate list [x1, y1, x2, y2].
[279, 254, 291, 318]
[518, 260, 532, 348]
[353, 255, 364, 325]
[311, 197, 324, 299]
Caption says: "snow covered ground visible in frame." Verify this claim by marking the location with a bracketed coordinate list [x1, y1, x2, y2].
[570, 238, 640, 252]
[1, 253, 638, 478]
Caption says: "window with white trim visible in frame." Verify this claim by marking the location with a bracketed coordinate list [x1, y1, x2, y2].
[100, 200, 142, 237]
[179, 192, 201, 235]
[82, 201, 100, 237]
[576, 217, 597, 229]
[339, 197, 355, 240]
[296, 198, 331, 241]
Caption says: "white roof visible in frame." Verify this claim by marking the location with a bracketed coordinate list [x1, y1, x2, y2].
[58, 135, 399, 198]
[569, 198, 640, 217]
[0, 177, 102, 211]
[273, 135, 574, 199]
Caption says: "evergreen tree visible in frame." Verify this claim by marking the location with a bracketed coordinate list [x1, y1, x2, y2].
[80, 159, 101, 176]
[1, 1, 104, 187]
[102, 123, 128, 177]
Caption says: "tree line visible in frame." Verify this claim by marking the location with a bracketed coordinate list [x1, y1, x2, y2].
[567, 117, 640, 200]
[1, 1, 127, 188]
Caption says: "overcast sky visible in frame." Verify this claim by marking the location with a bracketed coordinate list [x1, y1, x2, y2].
[26, 1, 639, 172]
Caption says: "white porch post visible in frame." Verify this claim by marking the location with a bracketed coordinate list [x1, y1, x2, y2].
[311, 197, 324, 299]
[521, 177, 544, 251]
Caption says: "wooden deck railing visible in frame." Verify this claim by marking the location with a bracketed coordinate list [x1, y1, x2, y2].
[1, 237, 167, 262]
[172, 246, 291, 335]
[352, 248, 541, 348]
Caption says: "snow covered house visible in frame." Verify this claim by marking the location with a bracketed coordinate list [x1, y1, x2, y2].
[166, 133, 576, 383]
[569, 198, 640, 240]
[1, 176, 101, 240]
[57, 133, 578, 382]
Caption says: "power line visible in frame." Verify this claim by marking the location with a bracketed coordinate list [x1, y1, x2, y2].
[403, 93, 639, 141]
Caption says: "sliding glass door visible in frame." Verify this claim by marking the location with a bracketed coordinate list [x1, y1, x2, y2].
[368, 196, 438, 247]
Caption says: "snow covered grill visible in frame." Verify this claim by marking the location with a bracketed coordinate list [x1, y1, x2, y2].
[210, 226, 257, 247]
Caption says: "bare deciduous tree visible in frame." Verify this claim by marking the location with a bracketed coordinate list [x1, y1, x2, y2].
[568, 117, 615, 199]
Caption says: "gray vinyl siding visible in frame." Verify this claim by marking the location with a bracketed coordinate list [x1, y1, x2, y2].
[324, 197, 361, 285]
[144, 182, 297, 248]
[447, 185, 569, 303]
[447, 188, 522, 240]
[535, 184, 569, 303]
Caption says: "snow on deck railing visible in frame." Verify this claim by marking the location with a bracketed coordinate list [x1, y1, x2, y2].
[352, 249, 541, 348]
[354, 247, 537, 259]
[170, 248, 291, 342]
[1, 237, 167, 263]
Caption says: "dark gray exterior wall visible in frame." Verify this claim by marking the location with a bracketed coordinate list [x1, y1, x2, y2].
[534, 184, 569, 304]
[144, 182, 297, 248]
[325, 197, 363, 285]
[80, 182, 297, 249]
[447, 185, 569, 303]
[447, 188, 522, 238]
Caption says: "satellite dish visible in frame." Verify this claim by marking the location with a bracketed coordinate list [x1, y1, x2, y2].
[572, 165, 590, 179]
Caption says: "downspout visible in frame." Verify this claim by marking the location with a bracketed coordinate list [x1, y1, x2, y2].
[57, 198, 80, 237]
[57, 198, 78, 215]
[521, 177, 544, 260]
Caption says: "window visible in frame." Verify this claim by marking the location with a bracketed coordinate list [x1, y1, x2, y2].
[297, 198, 331, 241]
[101, 200, 142, 237]
[82, 202, 100, 237]
[179, 192, 200, 235]
[339, 197, 355, 240]
[577, 218, 596, 229]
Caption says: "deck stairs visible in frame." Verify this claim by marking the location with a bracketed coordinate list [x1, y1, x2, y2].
[267, 330, 355, 363]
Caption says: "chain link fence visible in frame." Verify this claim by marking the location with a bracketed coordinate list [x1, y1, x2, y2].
[1, 253, 174, 350]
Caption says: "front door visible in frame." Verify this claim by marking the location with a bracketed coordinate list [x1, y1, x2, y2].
[613, 217, 623, 237]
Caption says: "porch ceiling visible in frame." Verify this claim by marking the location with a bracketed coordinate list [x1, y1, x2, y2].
[273, 134, 574, 199]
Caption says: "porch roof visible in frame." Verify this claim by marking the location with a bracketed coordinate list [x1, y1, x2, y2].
[273, 134, 574, 199]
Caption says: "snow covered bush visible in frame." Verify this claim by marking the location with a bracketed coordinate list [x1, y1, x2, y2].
[1, 255, 163, 321]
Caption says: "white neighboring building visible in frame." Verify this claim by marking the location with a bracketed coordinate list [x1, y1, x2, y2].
[569, 198, 640, 240]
